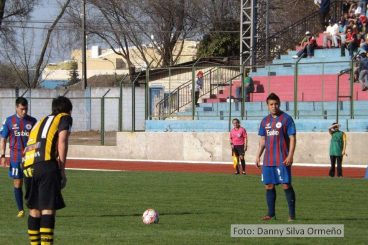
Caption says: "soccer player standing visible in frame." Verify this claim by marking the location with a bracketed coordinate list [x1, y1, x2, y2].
[230, 118, 248, 175]
[23, 96, 72, 245]
[0, 97, 37, 218]
[255, 93, 297, 221]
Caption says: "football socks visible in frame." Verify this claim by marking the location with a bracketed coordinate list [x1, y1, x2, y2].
[284, 187, 296, 218]
[266, 188, 276, 217]
[240, 159, 246, 172]
[40, 215, 55, 245]
[28, 216, 41, 245]
[14, 187, 23, 211]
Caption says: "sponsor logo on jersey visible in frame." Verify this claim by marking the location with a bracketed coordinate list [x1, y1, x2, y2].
[14, 130, 30, 137]
[23, 151, 40, 162]
[12, 124, 19, 130]
[266, 129, 279, 136]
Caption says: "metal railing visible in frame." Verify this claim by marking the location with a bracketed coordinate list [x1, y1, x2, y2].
[157, 59, 366, 122]
[154, 66, 239, 119]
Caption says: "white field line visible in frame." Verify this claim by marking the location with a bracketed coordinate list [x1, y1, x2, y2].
[67, 168, 127, 172]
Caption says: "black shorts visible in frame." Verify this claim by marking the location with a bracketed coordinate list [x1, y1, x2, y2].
[233, 145, 245, 156]
[25, 160, 65, 210]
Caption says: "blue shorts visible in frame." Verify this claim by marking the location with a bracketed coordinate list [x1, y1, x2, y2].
[261, 165, 291, 185]
[9, 162, 23, 179]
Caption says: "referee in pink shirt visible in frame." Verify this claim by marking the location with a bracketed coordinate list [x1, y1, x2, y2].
[229, 118, 248, 175]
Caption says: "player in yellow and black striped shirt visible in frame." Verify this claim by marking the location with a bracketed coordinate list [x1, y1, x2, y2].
[24, 96, 72, 245]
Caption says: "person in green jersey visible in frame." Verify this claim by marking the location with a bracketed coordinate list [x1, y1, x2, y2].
[328, 122, 347, 177]
[235, 72, 254, 102]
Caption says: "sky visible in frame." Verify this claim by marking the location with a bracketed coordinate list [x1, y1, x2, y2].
[29, 0, 72, 63]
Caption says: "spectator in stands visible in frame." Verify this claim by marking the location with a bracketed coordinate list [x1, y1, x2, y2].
[359, 0, 368, 16]
[342, 0, 353, 15]
[323, 19, 339, 48]
[328, 123, 347, 178]
[293, 31, 317, 59]
[353, 53, 361, 83]
[358, 14, 367, 34]
[360, 36, 368, 52]
[337, 19, 347, 46]
[236, 70, 255, 102]
[346, 18, 355, 30]
[341, 28, 359, 57]
[358, 51, 368, 90]
[349, 2, 358, 17]
[353, 13, 365, 40]
[194, 71, 204, 107]
[315, 0, 331, 30]
[354, 4, 362, 16]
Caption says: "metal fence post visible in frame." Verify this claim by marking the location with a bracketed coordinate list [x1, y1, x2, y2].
[240, 65, 244, 119]
[228, 78, 233, 131]
[100, 89, 111, 145]
[131, 71, 143, 132]
[321, 63, 325, 116]
[350, 60, 354, 119]
[119, 80, 123, 132]
[145, 68, 150, 120]
[294, 56, 302, 119]
[192, 66, 196, 120]
[117, 74, 128, 131]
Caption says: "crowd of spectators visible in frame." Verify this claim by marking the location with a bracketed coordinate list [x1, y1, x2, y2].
[320, 0, 368, 57]
[305, 0, 368, 91]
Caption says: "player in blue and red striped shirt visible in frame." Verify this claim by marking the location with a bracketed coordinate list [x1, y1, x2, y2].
[255, 93, 296, 222]
[0, 97, 37, 218]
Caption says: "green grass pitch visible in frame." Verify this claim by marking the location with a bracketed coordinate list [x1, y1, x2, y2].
[0, 167, 367, 244]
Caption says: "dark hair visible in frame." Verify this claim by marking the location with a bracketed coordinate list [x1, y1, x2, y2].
[16, 97, 28, 106]
[52, 96, 73, 115]
[266, 93, 280, 104]
[232, 118, 240, 124]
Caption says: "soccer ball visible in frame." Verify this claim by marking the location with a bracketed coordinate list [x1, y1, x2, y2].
[142, 209, 159, 224]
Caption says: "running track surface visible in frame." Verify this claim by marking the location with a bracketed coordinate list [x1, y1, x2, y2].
[67, 159, 367, 179]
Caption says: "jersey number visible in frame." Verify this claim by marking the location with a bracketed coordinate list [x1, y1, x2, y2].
[12, 167, 19, 177]
[41, 116, 54, 139]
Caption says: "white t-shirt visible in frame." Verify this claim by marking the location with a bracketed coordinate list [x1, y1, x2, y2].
[325, 24, 339, 36]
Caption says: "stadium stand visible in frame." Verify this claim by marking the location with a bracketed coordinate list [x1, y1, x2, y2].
[147, 1, 368, 132]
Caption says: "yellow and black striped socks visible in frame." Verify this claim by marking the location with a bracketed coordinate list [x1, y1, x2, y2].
[28, 216, 41, 245]
[40, 215, 55, 245]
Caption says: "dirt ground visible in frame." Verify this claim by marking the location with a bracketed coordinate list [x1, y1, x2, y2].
[69, 131, 117, 146]
[68, 159, 366, 178]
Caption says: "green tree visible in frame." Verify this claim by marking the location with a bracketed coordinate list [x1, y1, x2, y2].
[195, 0, 239, 58]
[197, 31, 239, 58]
[67, 66, 80, 86]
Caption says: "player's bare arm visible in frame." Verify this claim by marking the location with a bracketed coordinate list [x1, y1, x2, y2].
[328, 124, 337, 135]
[283, 135, 296, 166]
[256, 136, 265, 168]
[58, 130, 70, 189]
[0, 137, 6, 167]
